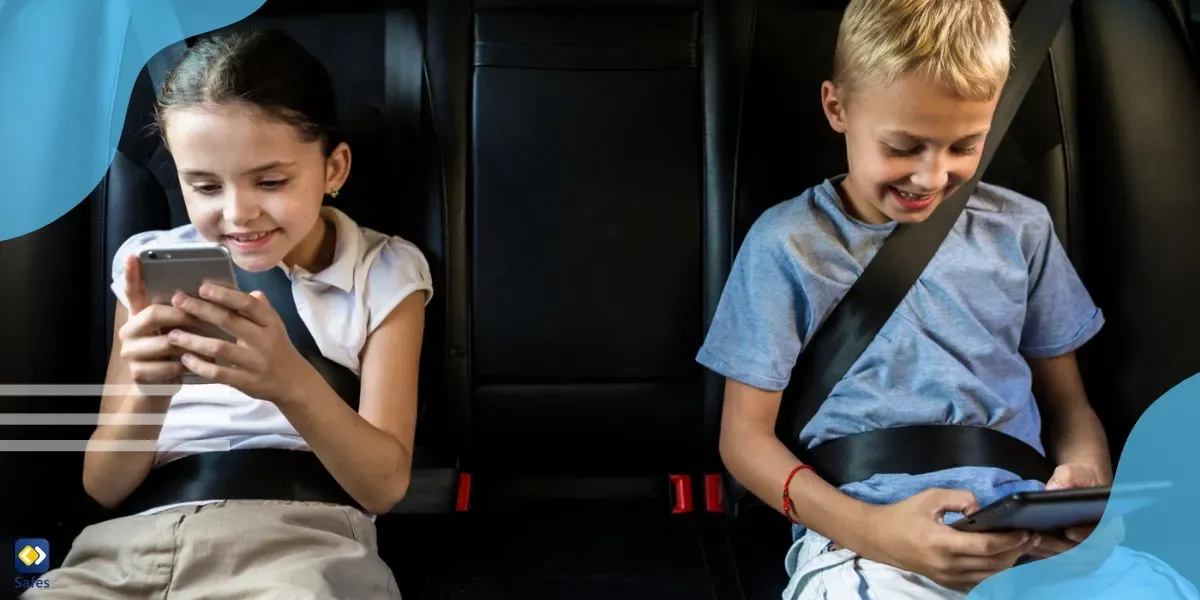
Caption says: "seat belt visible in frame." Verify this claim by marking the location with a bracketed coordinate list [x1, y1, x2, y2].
[233, 266, 363, 408]
[775, 0, 1076, 486]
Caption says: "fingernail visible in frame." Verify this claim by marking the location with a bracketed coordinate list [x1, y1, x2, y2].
[1031, 534, 1041, 546]
[168, 330, 180, 341]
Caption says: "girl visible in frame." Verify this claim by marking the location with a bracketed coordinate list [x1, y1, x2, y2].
[27, 28, 430, 599]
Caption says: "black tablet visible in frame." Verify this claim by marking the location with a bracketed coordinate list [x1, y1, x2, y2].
[950, 481, 1172, 534]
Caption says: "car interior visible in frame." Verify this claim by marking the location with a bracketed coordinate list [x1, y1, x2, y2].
[2, 0, 1198, 598]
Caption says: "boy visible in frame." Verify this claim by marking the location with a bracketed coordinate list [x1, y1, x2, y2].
[696, 0, 1114, 596]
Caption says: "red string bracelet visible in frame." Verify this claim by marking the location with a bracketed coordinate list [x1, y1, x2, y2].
[782, 464, 816, 524]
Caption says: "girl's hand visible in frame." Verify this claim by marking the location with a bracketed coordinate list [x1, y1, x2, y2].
[167, 282, 314, 404]
[116, 255, 200, 395]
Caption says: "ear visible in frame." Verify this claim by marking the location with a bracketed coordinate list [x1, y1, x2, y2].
[821, 81, 848, 133]
[325, 141, 352, 196]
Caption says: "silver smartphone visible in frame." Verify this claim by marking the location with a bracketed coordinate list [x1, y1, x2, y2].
[137, 243, 239, 385]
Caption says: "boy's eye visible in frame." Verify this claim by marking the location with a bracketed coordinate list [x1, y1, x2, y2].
[885, 144, 921, 157]
[951, 146, 979, 156]
[191, 183, 222, 195]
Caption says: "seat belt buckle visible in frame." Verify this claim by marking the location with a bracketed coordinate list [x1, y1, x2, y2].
[669, 474, 694, 514]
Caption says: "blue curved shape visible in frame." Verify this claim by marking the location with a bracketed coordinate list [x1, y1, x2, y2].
[0, 0, 266, 242]
[968, 372, 1200, 599]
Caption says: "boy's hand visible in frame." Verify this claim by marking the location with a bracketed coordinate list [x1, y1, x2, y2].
[117, 255, 198, 395]
[1027, 463, 1119, 560]
[862, 488, 1040, 591]
[166, 282, 315, 404]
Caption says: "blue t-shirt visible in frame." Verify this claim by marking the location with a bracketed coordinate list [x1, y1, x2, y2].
[697, 175, 1105, 527]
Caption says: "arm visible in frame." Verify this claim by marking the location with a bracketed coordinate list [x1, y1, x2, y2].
[82, 304, 171, 508]
[1024, 351, 1118, 558]
[272, 291, 425, 514]
[719, 379, 872, 547]
[83, 256, 194, 508]
[1028, 351, 1111, 485]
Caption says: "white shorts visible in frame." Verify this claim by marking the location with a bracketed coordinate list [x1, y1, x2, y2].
[782, 528, 1200, 600]
[783, 529, 965, 599]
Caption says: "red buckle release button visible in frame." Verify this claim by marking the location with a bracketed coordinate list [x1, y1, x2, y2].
[670, 474, 694, 514]
[705, 473, 725, 513]
[456, 473, 472, 512]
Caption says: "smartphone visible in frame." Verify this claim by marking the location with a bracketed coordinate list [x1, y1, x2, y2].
[137, 243, 239, 384]
[950, 481, 1172, 534]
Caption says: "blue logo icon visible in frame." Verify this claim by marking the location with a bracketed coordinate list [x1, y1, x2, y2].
[14, 539, 49, 574]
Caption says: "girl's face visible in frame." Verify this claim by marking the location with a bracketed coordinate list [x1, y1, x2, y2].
[163, 102, 350, 272]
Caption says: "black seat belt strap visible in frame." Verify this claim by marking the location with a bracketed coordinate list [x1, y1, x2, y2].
[232, 266, 362, 409]
[776, 0, 1076, 476]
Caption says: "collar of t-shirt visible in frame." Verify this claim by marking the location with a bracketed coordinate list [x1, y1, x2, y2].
[274, 205, 360, 290]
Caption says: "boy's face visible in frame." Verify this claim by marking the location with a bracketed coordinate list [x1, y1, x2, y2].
[821, 72, 1000, 225]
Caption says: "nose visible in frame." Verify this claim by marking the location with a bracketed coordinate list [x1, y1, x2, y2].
[911, 153, 951, 192]
[222, 188, 261, 226]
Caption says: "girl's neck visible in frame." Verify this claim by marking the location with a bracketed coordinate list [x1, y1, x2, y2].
[282, 212, 337, 274]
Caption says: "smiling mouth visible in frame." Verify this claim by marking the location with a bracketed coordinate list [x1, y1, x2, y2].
[889, 186, 938, 210]
[228, 231, 270, 242]
[224, 229, 279, 249]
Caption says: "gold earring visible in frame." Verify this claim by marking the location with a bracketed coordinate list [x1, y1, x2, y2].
[329, 188, 339, 198]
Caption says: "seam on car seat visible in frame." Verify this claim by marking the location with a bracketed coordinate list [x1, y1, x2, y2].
[1046, 26, 1075, 257]
[729, 0, 762, 261]
[419, 26, 467, 458]
[96, 165, 111, 368]
[103, 15, 132, 198]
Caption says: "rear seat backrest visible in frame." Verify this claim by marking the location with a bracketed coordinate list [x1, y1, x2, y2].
[1073, 0, 1200, 457]
[444, 0, 709, 481]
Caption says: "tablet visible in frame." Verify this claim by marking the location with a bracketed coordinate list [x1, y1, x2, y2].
[950, 481, 1172, 533]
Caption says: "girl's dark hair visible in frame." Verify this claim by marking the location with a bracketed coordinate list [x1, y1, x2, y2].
[154, 29, 339, 155]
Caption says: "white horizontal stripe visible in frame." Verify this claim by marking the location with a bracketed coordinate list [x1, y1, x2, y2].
[0, 384, 180, 396]
[0, 413, 234, 426]
[0, 439, 234, 452]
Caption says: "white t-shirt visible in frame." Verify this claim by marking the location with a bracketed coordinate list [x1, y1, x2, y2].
[109, 205, 433, 515]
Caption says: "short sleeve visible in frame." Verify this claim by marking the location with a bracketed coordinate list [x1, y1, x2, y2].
[363, 236, 434, 335]
[1019, 215, 1104, 358]
[109, 230, 166, 310]
[696, 220, 810, 392]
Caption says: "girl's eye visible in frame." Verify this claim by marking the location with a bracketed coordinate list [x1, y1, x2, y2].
[259, 179, 288, 190]
[951, 146, 979, 156]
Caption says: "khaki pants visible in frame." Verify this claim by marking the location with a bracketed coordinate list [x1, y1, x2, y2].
[22, 500, 402, 600]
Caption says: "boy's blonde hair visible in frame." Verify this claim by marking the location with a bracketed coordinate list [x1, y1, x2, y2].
[833, 0, 1013, 102]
